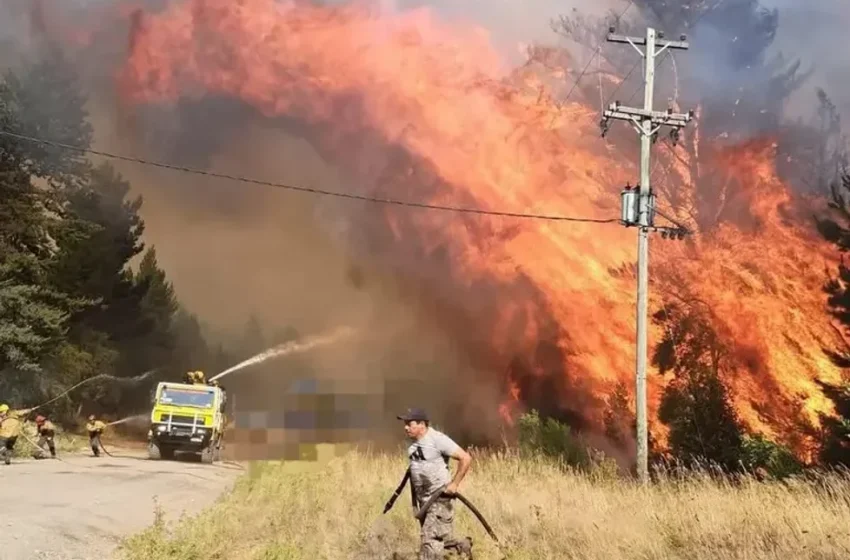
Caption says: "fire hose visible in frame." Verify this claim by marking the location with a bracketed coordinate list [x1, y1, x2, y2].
[382, 467, 417, 514]
[19, 426, 116, 461]
[383, 468, 500, 544]
[29, 369, 158, 412]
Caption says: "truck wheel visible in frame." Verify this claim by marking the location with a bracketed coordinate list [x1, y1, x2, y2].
[201, 446, 214, 464]
[213, 443, 222, 462]
[148, 441, 161, 460]
[160, 444, 175, 460]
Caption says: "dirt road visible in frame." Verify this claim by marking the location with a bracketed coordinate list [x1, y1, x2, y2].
[0, 447, 242, 560]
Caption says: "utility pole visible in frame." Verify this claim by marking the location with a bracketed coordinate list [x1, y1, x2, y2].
[600, 26, 693, 483]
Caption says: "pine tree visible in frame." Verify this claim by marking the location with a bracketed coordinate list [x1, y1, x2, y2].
[652, 304, 745, 471]
[2, 43, 93, 187]
[816, 169, 850, 465]
[128, 247, 179, 369]
[0, 92, 82, 375]
[0, 43, 226, 420]
[240, 314, 267, 358]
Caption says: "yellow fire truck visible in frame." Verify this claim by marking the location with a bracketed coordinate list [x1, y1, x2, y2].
[147, 379, 226, 464]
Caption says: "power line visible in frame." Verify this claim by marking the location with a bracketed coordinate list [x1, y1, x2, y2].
[603, 59, 641, 109]
[561, 0, 635, 105]
[0, 129, 619, 224]
[653, 204, 692, 233]
[562, 47, 601, 104]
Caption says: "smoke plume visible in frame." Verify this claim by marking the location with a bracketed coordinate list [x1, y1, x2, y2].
[1, 0, 850, 455]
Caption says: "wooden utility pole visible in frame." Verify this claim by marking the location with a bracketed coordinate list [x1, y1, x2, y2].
[600, 26, 693, 483]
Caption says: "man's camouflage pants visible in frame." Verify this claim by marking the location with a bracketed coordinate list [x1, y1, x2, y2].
[35, 432, 56, 458]
[418, 496, 473, 560]
[0, 436, 17, 465]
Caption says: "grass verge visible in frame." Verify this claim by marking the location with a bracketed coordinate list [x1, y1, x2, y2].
[119, 445, 850, 560]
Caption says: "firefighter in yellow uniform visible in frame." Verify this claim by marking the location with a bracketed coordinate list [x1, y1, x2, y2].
[34, 415, 57, 459]
[185, 370, 206, 384]
[86, 414, 107, 457]
[0, 404, 33, 465]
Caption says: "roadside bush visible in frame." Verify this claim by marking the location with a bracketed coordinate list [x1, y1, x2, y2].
[739, 434, 803, 479]
[518, 410, 589, 465]
[517, 409, 618, 478]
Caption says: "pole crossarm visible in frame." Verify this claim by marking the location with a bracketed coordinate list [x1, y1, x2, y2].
[606, 31, 690, 53]
[603, 104, 693, 128]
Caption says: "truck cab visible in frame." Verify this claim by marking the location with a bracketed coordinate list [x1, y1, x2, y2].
[147, 381, 225, 463]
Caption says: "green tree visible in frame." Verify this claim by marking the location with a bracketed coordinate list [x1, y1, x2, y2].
[169, 309, 235, 380]
[51, 163, 145, 336]
[123, 247, 179, 373]
[652, 304, 745, 471]
[816, 169, 850, 466]
[0, 53, 96, 407]
[0, 47, 216, 421]
[817, 380, 850, 467]
[0, 114, 82, 376]
[1, 44, 93, 187]
[517, 409, 591, 468]
[739, 434, 802, 479]
[239, 314, 267, 358]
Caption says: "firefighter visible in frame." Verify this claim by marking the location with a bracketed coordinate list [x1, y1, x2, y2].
[0, 404, 33, 465]
[86, 414, 107, 457]
[33, 414, 57, 459]
[186, 370, 197, 384]
[193, 371, 206, 385]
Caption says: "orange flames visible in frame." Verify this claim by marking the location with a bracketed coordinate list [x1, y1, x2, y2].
[99, 0, 843, 456]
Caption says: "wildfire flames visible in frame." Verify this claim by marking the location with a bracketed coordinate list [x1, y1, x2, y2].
[49, 0, 849, 456]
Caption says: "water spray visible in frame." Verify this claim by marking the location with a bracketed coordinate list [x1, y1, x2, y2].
[106, 414, 148, 427]
[31, 369, 158, 412]
[209, 326, 356, 382]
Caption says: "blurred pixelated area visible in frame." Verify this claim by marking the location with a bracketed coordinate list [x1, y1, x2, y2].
[222, 377, 408, 462]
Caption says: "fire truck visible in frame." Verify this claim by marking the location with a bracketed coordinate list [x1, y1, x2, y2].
[147, 377, 226, 464]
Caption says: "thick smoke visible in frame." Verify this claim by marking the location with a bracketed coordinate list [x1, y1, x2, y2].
[763, 0, 850, 118]
[2, 0, 849, 452]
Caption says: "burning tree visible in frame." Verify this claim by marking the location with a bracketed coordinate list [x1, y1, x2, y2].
[26, 0, 847, 464]
[545, 0, 847, 464]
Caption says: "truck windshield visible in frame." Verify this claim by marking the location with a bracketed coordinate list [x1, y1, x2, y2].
[158, 388, 215, 408]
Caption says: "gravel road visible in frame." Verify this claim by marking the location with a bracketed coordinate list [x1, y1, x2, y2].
[0, 446, 243, 560]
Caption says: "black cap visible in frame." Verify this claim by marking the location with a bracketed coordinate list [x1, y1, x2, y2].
[397, 408, 429, 422]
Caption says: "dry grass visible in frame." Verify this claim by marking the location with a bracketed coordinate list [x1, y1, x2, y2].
[119, 445, 850, 560]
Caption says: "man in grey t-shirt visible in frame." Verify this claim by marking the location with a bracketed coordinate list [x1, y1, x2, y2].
[398, 408, 473, 559]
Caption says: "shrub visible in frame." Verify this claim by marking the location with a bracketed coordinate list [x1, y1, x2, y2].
[739, 434, 803, 479]
[516, 409, 619, 478]
[517, 410, 590, 466]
